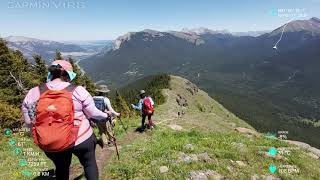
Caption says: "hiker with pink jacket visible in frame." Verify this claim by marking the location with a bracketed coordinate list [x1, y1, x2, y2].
[22, 60, 110, 180]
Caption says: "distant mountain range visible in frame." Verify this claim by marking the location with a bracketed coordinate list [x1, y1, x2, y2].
[2, 28, 272, 62]
[182, 27, 270, 37]
[80, 17, 320, 148]
[3, 36, 113, 61]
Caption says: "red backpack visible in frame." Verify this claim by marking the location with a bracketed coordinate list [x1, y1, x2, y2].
[142, 97, 154, 115]
[32, 84, 79, 152]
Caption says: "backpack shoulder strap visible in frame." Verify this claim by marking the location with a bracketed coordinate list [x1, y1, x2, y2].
[38, 83, 48, 95]
[64, 84, 78, 93]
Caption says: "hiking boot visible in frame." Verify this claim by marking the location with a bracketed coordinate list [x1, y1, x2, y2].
[97, 139, 104, 149]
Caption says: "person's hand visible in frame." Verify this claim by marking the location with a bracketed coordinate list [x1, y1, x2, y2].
[131, 104, 135, 108]
[106, 111, 113, 116]
[116, 112, 121, 117]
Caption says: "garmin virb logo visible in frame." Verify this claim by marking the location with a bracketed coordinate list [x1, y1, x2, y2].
[8, 0, 86, 9]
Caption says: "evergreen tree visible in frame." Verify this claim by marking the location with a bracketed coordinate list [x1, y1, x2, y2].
[82, 74, 96, 95]
[68, 57, 96, 94]
[0, 39, 10, 55]
[54, 50, 63, 60]
[33, 54, 47, 83]
[114, 91, 131, 118]
[0, 100, 22, 128]
[0, 39, 37, 106]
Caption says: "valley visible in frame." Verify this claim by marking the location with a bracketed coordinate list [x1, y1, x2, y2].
[80, 17, 320, 148]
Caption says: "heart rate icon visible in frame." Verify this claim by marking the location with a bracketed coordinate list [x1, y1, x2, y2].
[269, 165, 277, 174]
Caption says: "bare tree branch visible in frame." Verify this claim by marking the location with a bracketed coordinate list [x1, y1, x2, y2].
[9, 71, 28, 94]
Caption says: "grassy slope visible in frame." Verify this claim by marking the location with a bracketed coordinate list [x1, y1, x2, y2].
[1, 75, 319, 179]
[106, 76, 320, 179]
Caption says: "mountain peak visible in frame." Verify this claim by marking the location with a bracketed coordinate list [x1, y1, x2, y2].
[269, 17, 320, 36]
[141, 29, 161, 34]
[310, 17, 320, 23]
[5, 36, 45, 42]
[113, 32, 134, 50]
[182, 27, 230, 35]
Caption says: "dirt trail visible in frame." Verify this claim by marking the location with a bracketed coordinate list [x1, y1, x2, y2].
[69, 95, 168, 180]
[69, 130, 146, 180]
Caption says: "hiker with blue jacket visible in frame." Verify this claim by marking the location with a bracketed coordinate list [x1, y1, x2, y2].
[131, 90, 155, 129]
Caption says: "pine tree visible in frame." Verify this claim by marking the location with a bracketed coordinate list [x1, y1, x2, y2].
[0, 39, 37, 106]
[0, 39, 10, 55]
[68, 57, 96, 94]
[33, 54, 47, 83]
[82, 74, 96, 94]
[115, 91, 131, 118]
[55, 50, 63, 60]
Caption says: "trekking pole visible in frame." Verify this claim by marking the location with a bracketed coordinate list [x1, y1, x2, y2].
[112, 131, 120, 160]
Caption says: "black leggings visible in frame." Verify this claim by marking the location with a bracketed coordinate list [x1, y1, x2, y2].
[142, 113, 153, 127]
[45, 134, 98, 180]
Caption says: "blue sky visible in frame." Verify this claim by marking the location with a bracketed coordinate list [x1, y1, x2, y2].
[0, 0, 319, 40]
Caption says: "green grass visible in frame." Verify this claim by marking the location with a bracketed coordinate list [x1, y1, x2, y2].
[0, 133, 54, 179]
[105, 76, 320, 179]
[106, 126, 320, 179]
[0, 131, 87, 179]
[2, 75, 320, 179]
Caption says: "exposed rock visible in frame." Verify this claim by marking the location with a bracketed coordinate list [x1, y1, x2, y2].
[285, 140, 320, 159]
[307, 152, 319, 159]
[185, 81, 199, 96]
[189, 170, 224, 180]
[228, 122, 236, 128]
[176, 94, 188, 107]
[190, 154, 199, 161]
[178, 152, 197, 163]
[178, 152, 215, 164]
[251, 174, 259, 180]
[285, 140, 311, 150]
[235, 160, 247, 167]
[226, 166, 235, 172]
[189, 171, 207, 180]
[231, 142, 247, 152]
[197, 152, 213, 162]
[185, 144, 194, 151]
[261, 175, 281, 180]
[160, 166, 169, 173]
[235, 127, 260, 137]
[309, 147, 320, 158]
[168, 124, 183, 131]
[178, 110, 186, 118]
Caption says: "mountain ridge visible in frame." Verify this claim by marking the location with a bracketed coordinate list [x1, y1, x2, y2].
[3, 36, 113, 61]
[104, 75, 320, 179]
[80, 17, 320, 148]
[268, 17, 320, 37]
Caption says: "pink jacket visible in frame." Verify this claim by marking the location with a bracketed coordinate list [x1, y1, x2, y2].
[22, 80, 109, 146]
